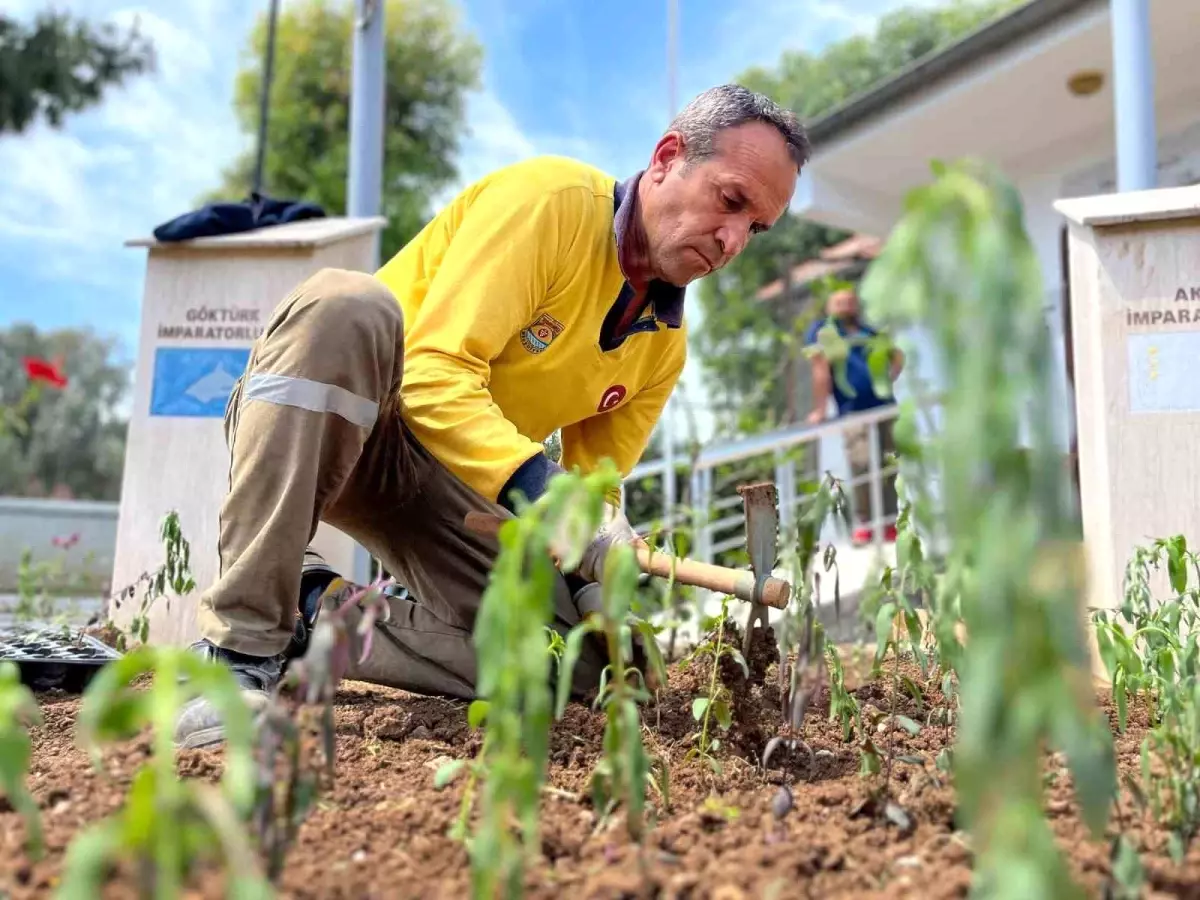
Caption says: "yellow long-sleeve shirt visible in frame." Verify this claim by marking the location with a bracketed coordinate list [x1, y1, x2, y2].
[374, 155, 688, 508]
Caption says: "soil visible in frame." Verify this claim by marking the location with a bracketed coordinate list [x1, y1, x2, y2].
[2, 622, 1199, 900]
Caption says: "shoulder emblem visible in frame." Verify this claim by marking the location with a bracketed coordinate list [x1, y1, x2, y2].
[520, 313, 565, 354]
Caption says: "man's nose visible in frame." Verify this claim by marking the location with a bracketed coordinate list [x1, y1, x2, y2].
[716, 224, 749, 261]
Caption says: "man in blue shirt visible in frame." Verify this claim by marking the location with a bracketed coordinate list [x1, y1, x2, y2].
[803, 286, 904, 545]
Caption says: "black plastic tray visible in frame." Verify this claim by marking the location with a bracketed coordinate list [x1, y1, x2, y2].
[0, 623, 123, 692]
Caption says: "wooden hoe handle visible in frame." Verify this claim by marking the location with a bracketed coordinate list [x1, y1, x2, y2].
[463, 511, 790, 610]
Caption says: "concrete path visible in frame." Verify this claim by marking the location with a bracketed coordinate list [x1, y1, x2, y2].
[0, 595, 103, 630]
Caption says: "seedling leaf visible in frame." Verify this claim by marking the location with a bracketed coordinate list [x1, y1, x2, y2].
[467, 700, 490, 730]
[435, 760, 468, 790]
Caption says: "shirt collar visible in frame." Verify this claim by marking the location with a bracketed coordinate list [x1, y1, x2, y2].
[613, 172, 685, 329]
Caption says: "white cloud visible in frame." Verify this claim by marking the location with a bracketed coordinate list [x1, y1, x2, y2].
[0, 0, 261, 369]
[452, 88, 537, 186]
[441, 0, 602, 200]
[441, 81, 612, 207]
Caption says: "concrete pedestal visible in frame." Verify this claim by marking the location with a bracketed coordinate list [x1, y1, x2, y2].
[110, 216, 387, 645]
[1055, 185, 1200, 618]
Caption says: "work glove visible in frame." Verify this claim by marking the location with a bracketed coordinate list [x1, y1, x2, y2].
[574, 505, 641, 584]
[572, 580, 663, 691]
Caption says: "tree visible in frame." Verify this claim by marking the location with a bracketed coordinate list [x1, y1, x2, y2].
[693, 214, 845, 436]
[694, 0, 1024, 436]
[0, 10, 155, 135]
[0, 324, 131, 501]
[209, 0, 483, 260]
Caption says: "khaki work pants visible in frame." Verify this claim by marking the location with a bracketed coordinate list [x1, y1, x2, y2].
[844, 417, 898, 526]
[196, 268, 605, 700]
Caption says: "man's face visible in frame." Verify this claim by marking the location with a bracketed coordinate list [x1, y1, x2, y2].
[639, 121, 798, 286]
[827, 289, 860, 323]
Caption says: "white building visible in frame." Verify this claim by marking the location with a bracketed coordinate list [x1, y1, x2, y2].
[794, 0, 1199, 453]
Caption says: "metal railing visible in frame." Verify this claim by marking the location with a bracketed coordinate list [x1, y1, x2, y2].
[619, 403, 903, 566]
[623, 280, 1075, 572]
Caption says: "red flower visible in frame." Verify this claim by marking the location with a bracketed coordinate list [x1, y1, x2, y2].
[22, 356, 68, 389]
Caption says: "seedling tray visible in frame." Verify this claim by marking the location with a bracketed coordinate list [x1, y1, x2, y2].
[0, 623, 123, 692]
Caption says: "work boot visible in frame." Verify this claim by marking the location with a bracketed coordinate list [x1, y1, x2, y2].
[173, 558, 340, 750]
[173, 641, 287, 749]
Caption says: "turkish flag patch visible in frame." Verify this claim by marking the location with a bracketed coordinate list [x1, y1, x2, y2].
[597, 384, 626, 412]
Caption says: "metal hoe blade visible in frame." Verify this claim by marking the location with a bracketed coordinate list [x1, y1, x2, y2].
[737, 481, 779, 658]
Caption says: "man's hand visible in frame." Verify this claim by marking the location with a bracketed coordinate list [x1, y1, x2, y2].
[806, 408, 826, 426]
[575, 507, 643, 583]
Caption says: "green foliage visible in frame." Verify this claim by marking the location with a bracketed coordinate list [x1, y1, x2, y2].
[693, 214, 844, 434]
[861, 158, 1115, 899]
[434, 699, 491, 843]
[803, 319, 899, 404]
[8, 542, 105, 628]
[772, 472, 844, 722]
[468, 464, 619, 900]
[694, 0, 1024, 435]
[1095, 536, 1200, 864]
[0, 324, 131, 500]
[824, 643, 861, 743]
[254, 578, 391, 881]
[108, 510, 196, 651]
[0, 661, 43, 859]
[682, 599, 743, 770]
[557, 546, 667, 840]
[0, 10, 155, 134]
[210, 0, 483, 260]
[59, 646, 271, 900]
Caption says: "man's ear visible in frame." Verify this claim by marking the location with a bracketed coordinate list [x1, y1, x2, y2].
[647, 131, 686, 183]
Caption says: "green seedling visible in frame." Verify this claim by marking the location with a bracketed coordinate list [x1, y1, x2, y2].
[759, 473, 840, 772]
[106, 510, 196, 650]
[1107, 834, 1145, 900]
[1096, 535, 1200, 732]
[775, 473, 846, 708]
[0, 660, 44, 859]
[555, 542, 668, 840]
[1095, 535, 1200, 864]
[434, 699, 491, 843]
[468, 463, 620, 900]
[861, 157, 1116, 900]
[879, 499, 961, 767]
[437, 631, 570, 845]
[682, 596, 742, 771]
[58, 645, 271, 900]
[823, 643, 875, 772]
[253, 578, 392, 881]
[13, 548, 63, 623]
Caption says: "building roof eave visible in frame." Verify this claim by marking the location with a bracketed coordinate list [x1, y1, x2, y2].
[805, 0, 1104, 148]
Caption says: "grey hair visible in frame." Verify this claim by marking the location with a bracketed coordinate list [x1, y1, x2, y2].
[667, 84, 810, 170]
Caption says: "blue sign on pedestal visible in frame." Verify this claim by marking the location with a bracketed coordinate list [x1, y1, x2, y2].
[1128, 332, 1200, 414]
[149, 347, 251, 418]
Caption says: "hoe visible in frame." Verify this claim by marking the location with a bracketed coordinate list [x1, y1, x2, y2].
[463, 479, 790, 652]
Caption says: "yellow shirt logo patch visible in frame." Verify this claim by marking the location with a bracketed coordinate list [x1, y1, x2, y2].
[520, 313, 565, 354]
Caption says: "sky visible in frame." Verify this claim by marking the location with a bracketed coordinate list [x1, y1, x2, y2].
[0, 0, 935, 429]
